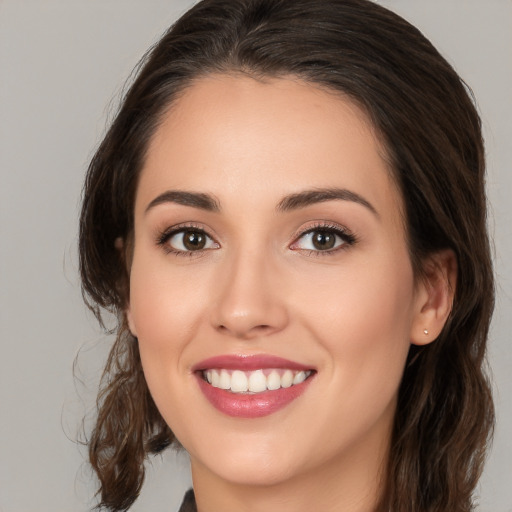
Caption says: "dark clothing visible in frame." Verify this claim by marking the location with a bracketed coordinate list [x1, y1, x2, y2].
[178, 489, 197, 512]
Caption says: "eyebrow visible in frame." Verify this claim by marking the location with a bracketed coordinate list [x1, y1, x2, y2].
[145, 187, 378, 217]
[145, 190, 221, 213]
[276, 188, 378, 216]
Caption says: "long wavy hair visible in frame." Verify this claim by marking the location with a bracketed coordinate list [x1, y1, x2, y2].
[79, 0, 495, 510]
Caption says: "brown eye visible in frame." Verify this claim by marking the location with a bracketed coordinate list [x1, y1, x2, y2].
[183, 230, 207, 250]
[291, 226, 355, 254]
[311, 230, 336, 250]
[166, 228, 218, 253]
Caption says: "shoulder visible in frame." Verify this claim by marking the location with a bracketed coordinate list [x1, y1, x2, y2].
[178, 488, 196, 512]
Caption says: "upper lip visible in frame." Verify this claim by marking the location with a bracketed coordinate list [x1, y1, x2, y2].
[192, 354, 315, 372]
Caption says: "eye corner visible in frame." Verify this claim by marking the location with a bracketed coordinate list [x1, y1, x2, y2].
[156, 223, 220, 256]
[290, 222, 357, 255]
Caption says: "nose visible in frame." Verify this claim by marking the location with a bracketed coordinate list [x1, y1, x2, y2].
[210, 250, 289, 340]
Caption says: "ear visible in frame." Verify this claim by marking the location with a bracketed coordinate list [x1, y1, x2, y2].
[115, 236, 138, 337]
[114, 236, 124, 251]
[126, 307, 138, 338]
[410, 249, 457, 346]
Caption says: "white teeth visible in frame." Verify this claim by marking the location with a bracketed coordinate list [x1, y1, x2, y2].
[219, 369, 231, 390]
[267, 370, 281, 390]
[230, 370, 248, 392]
[248, 369, 267, 393]
[203, 368, 312, 394]
[281, 369, 293, 388]
[293, 371, 307, 385]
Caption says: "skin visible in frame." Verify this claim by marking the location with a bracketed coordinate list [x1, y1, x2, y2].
[126, 75, 455, 512]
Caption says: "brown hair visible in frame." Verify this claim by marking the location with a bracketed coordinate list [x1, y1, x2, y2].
[79, 0, 494, 510]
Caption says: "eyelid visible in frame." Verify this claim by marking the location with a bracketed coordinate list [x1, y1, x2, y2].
[156, 222, 220, 256]
[155, 220, 356, 256]
[289, 221, 357, 254]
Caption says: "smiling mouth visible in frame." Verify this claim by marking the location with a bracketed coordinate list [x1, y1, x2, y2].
[201, 368, 314, 394]
[194, 356, 316, 417]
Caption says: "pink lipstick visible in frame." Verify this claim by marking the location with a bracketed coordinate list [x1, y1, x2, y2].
[193, 355, 315, 418]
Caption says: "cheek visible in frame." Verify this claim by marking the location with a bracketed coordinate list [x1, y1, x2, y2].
[127, 257, 209, 432]
[324, 265, 414, 348]
[298, 253, 415, 403]
[129, 251, 204, 341]
[127, 252, 206, 389]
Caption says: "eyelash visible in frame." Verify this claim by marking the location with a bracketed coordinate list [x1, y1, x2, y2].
[156, 222, 357, 257]
[156, 223, 216, 257]
[290, 222, 357, 256]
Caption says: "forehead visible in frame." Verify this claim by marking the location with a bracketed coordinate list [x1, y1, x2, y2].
[137, 74, 402, 224]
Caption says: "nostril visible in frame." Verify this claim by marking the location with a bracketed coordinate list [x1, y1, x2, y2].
[253, 324, 272, 333]
[216, 323, 275, 339]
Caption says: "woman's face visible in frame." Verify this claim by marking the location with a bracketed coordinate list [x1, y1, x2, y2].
[127, 75, 428, 492]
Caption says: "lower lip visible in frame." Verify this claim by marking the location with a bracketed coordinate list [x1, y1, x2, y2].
[196, 374, 313, 418]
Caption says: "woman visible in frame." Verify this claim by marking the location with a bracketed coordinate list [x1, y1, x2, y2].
[79, 0, 494, 510]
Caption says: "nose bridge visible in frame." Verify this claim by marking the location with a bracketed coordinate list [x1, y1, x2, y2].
[211, 244, 288, 339]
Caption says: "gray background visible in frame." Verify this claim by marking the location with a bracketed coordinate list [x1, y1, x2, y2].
[0, 1, 510, 511]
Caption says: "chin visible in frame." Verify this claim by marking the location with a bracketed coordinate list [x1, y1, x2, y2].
[187, 432, 308, 487]
[207, 456, 300, 487]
